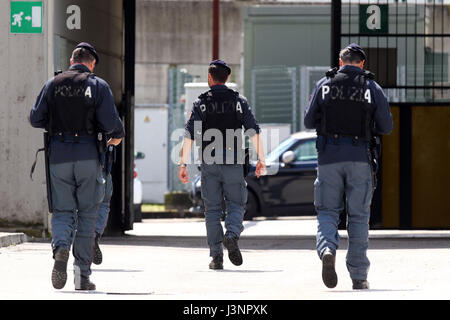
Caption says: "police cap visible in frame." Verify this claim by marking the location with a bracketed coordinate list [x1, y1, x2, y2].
[345, 43, 367, 61]
[75, 42, 100, 65]
[209, 59, 231, 75]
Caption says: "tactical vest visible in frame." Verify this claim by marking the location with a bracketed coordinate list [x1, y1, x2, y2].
[318, 69, 374, 142]
[49, 70, 96, 137]
[198, 89, 244, 163]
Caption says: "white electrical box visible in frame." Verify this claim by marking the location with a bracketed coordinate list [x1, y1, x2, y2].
[134, 104, 169, 203]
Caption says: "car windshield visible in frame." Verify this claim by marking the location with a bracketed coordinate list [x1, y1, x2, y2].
[265, 137, 299, 163]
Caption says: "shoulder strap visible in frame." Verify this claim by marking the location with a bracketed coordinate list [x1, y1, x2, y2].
[364, 70, 375, 80]
[325, 67, 338, 79]
[361, 72, 375, 141]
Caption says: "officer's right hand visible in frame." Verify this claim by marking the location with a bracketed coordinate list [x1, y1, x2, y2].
[179, 166, 189, 184]
[108, 138, 122, 146]
[255, 160, 266, 178]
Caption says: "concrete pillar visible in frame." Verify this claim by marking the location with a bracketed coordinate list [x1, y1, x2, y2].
[0, 0, 50, 228]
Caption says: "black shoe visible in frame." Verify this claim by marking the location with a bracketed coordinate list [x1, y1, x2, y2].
[75, 276, 96, 291]
[223, 236, 243, 266]
[209, 256, 224, 270]
[321, 248, 338, 288]
[93, 234, 102, 265]
[352, 279, 370, 290]
[74, 265, 96, 291]
[51, 247, 69, 290]
[74, 269, 96, 291]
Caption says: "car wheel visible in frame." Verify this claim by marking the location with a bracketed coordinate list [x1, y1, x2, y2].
[134, 204, 142, 222]
[244, 191, 258, 221]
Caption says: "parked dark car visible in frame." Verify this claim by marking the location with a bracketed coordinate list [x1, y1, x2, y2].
[189, 131, 318, 220]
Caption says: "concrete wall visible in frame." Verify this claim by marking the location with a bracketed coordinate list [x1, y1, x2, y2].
[0, 0, 125, 227]
[243, 4, 331, 98]
[53, 0, 124, 105]
[135, 0, 244, 105]
[0, 0, 50, 226]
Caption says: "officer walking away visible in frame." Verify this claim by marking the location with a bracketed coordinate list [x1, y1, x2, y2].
[178, 60, 266, 270]
[30, 42, 124, 290]
[93, 132, 124, 265]
[304, 44, 393, 290]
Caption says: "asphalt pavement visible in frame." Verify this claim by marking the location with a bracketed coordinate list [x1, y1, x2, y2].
[0, 217, 449, 300]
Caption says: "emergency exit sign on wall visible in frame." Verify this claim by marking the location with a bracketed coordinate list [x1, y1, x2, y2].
[10, 1, 43, 34]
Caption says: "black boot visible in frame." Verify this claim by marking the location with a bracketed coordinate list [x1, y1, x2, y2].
[74, 266, 96, 291]
[51, 247, 69, 290]
[321, 248, 338, 288]
[209, 256, 223, 270]
[223, 235, 243, 266]
[352, 279, 370, 290]
[93, 233, 102, 265]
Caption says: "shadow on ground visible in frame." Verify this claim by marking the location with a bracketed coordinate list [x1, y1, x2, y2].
[44, 236, 449, 251]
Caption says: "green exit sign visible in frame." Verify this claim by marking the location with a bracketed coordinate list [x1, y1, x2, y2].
[10, 1, 43, 34]
[359, 4, 389, 34]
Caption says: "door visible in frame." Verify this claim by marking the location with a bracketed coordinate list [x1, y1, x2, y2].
[261, 138, 317, 209]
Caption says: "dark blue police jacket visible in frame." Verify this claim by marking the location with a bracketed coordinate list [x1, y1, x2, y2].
[184, 84, 261, 140]
[184, 85, 261, 164]
[304, 65, 393, 166]
[30, 64, 124, 164]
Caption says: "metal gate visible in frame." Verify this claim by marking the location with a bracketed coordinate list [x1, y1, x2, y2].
[333, 0, 450, 228]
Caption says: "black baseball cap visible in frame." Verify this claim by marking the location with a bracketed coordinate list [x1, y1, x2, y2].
[345, 43, 367, 61]
[75, 42, 99, 65]
[209, 59, 231, 75]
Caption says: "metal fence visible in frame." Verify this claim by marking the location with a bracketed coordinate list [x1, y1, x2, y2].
[340, 0, 450, 103]
[167, 67, 193, 192]
[250, 65, 332, 132]
[251, 66, 298, 132]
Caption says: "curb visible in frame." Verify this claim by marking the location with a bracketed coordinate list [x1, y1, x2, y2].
[0, 233, 27, 248]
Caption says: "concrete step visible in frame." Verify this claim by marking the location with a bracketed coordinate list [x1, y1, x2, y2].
[0, 232, 27, 248]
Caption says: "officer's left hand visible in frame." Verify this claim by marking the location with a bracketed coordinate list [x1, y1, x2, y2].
[108, 138, 122, 146]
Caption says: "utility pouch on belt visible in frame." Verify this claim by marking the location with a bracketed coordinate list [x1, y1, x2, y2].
[97, 132, 107, 156]
[315, 135, 325, 153]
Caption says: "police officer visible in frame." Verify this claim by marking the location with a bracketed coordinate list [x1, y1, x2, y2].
[178, 60, 266, 269]
[304, 43, 393, 290]
[93, 134, 124, 265]
[30, 42, 124, 290]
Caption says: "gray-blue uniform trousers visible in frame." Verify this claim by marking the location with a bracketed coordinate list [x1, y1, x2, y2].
[304, 65, 393, 281]
[95, 133, 124, 237]
[30, 64, 124, 278]
[184, 84, 261, 258]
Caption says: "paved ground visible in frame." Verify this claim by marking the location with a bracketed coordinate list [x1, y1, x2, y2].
[127, 217, 450, 239]
[0, 217, 449, 300]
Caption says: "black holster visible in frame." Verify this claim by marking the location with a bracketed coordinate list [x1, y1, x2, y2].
[97, 133, 107, 158]
[105, 144, 116, 175]
[367, 136, 381, 190]
[30, 132, 53, 213]
[243, 147, 250, 178]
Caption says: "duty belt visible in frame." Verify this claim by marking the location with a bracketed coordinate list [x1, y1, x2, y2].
[51, 134, 96, 143]
[323, 135, 367, 146]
